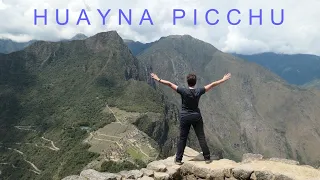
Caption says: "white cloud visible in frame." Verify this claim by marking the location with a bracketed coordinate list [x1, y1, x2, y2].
[0, 0, 319, 55]
[0, 0, 9, 10]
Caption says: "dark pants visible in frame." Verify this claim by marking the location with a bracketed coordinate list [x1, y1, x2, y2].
[175, 113, 210, 161]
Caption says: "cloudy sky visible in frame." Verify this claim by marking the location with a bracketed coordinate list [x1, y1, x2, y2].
[0, 0, 319, 55]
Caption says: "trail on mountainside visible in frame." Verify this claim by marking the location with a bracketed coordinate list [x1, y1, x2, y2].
[41, 137, 60, 151]
[14, 125, 60, 151]
[0, 146, 41, 174]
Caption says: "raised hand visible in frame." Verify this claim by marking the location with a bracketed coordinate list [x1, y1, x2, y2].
[222, 73, 231, 81]
[151, 73, 160, 81]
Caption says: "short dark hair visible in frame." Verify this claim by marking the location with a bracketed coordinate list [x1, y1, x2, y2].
[187, 73, 197, 87]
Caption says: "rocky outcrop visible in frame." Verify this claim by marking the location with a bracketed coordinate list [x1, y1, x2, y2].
[62, 147, 320, 180]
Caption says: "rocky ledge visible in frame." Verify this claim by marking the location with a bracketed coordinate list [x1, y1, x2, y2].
[62, 147, 320, 180]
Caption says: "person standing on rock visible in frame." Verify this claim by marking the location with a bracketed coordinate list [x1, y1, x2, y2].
[151, 72, 231, 165]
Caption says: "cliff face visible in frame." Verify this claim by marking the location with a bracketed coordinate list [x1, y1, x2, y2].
[62, 147, 320, 180]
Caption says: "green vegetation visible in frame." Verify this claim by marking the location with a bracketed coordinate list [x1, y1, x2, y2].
[0, 32, 170, 180]
[126, 146, 146, 160]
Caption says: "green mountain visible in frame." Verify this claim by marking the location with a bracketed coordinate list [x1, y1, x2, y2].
[137, 35, 320, 167]
[0, 34, 88, 54]
[0, 39, 36, 54]
[124, 42, 320, 86]
[234, 53, 320, 86]
[0, 31, 182, 180]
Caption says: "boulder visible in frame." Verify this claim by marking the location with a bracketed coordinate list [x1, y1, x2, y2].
[154, 172, 170, 180]
[301, 165, 315, 169]
[189, 153, 205, 161]
[140, 168, 154, 177]
[232, 167, 253, 179]
[80, 169, 121, 180]
[61, 175, 87, 180]
[268, 158, 299, 165]
[166, 165, 181, 179]
[183, 147, 200, 157]
[138, 176, 154, 180]
[182, 174, 198, 180]
[225, 177, 237, 180]
[119, 170, 143, 179]
[254, 171, 275, 180]
[147, 161, 167, 172]
[160, 156, 175, 167]
[181, 161, 224, 179]
[181, 147, 202, 161]
[242, 153, 263, 163]
[274, 174, 294, 180]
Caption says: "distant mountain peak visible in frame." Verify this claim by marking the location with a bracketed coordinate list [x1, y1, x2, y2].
[0, 37, 12, 41]
[123, 39, 135, 43]
[166, 34, 193, 39]
[93, 31, 121, 40]
[0, 38, 36, 54]
[71, 33, 88, 40]
[83, 31, 128, 53]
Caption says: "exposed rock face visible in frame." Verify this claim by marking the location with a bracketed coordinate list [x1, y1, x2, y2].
[62, 147, 320, 180]
[80, 169, 122, 180]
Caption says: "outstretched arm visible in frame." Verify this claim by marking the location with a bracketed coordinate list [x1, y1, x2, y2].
[204, 73, 231, 92]
[151, 73, 178, 91]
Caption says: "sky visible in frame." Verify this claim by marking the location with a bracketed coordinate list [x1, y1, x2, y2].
[0, 0, 319, 55]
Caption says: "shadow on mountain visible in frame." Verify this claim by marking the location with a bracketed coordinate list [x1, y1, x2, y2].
[0, 52, 37, 132]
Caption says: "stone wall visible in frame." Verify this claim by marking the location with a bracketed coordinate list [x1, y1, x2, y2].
[62, 147, 320, 180]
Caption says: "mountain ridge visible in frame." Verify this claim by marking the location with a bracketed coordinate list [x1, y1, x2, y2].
[0, 33, 89, 54]
[233, 52, 320, 85]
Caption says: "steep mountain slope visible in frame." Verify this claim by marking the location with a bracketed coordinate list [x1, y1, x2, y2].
[0, 39, 36, 54]
[124, 39, 157, 56]
[234, 53, 320, 85]
[0, 31, 181, 180]
[137, 35, 320, 167]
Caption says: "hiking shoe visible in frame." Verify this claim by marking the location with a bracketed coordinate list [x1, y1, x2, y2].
[205, 159, 212, 164]
[174, 160, 184, 165]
